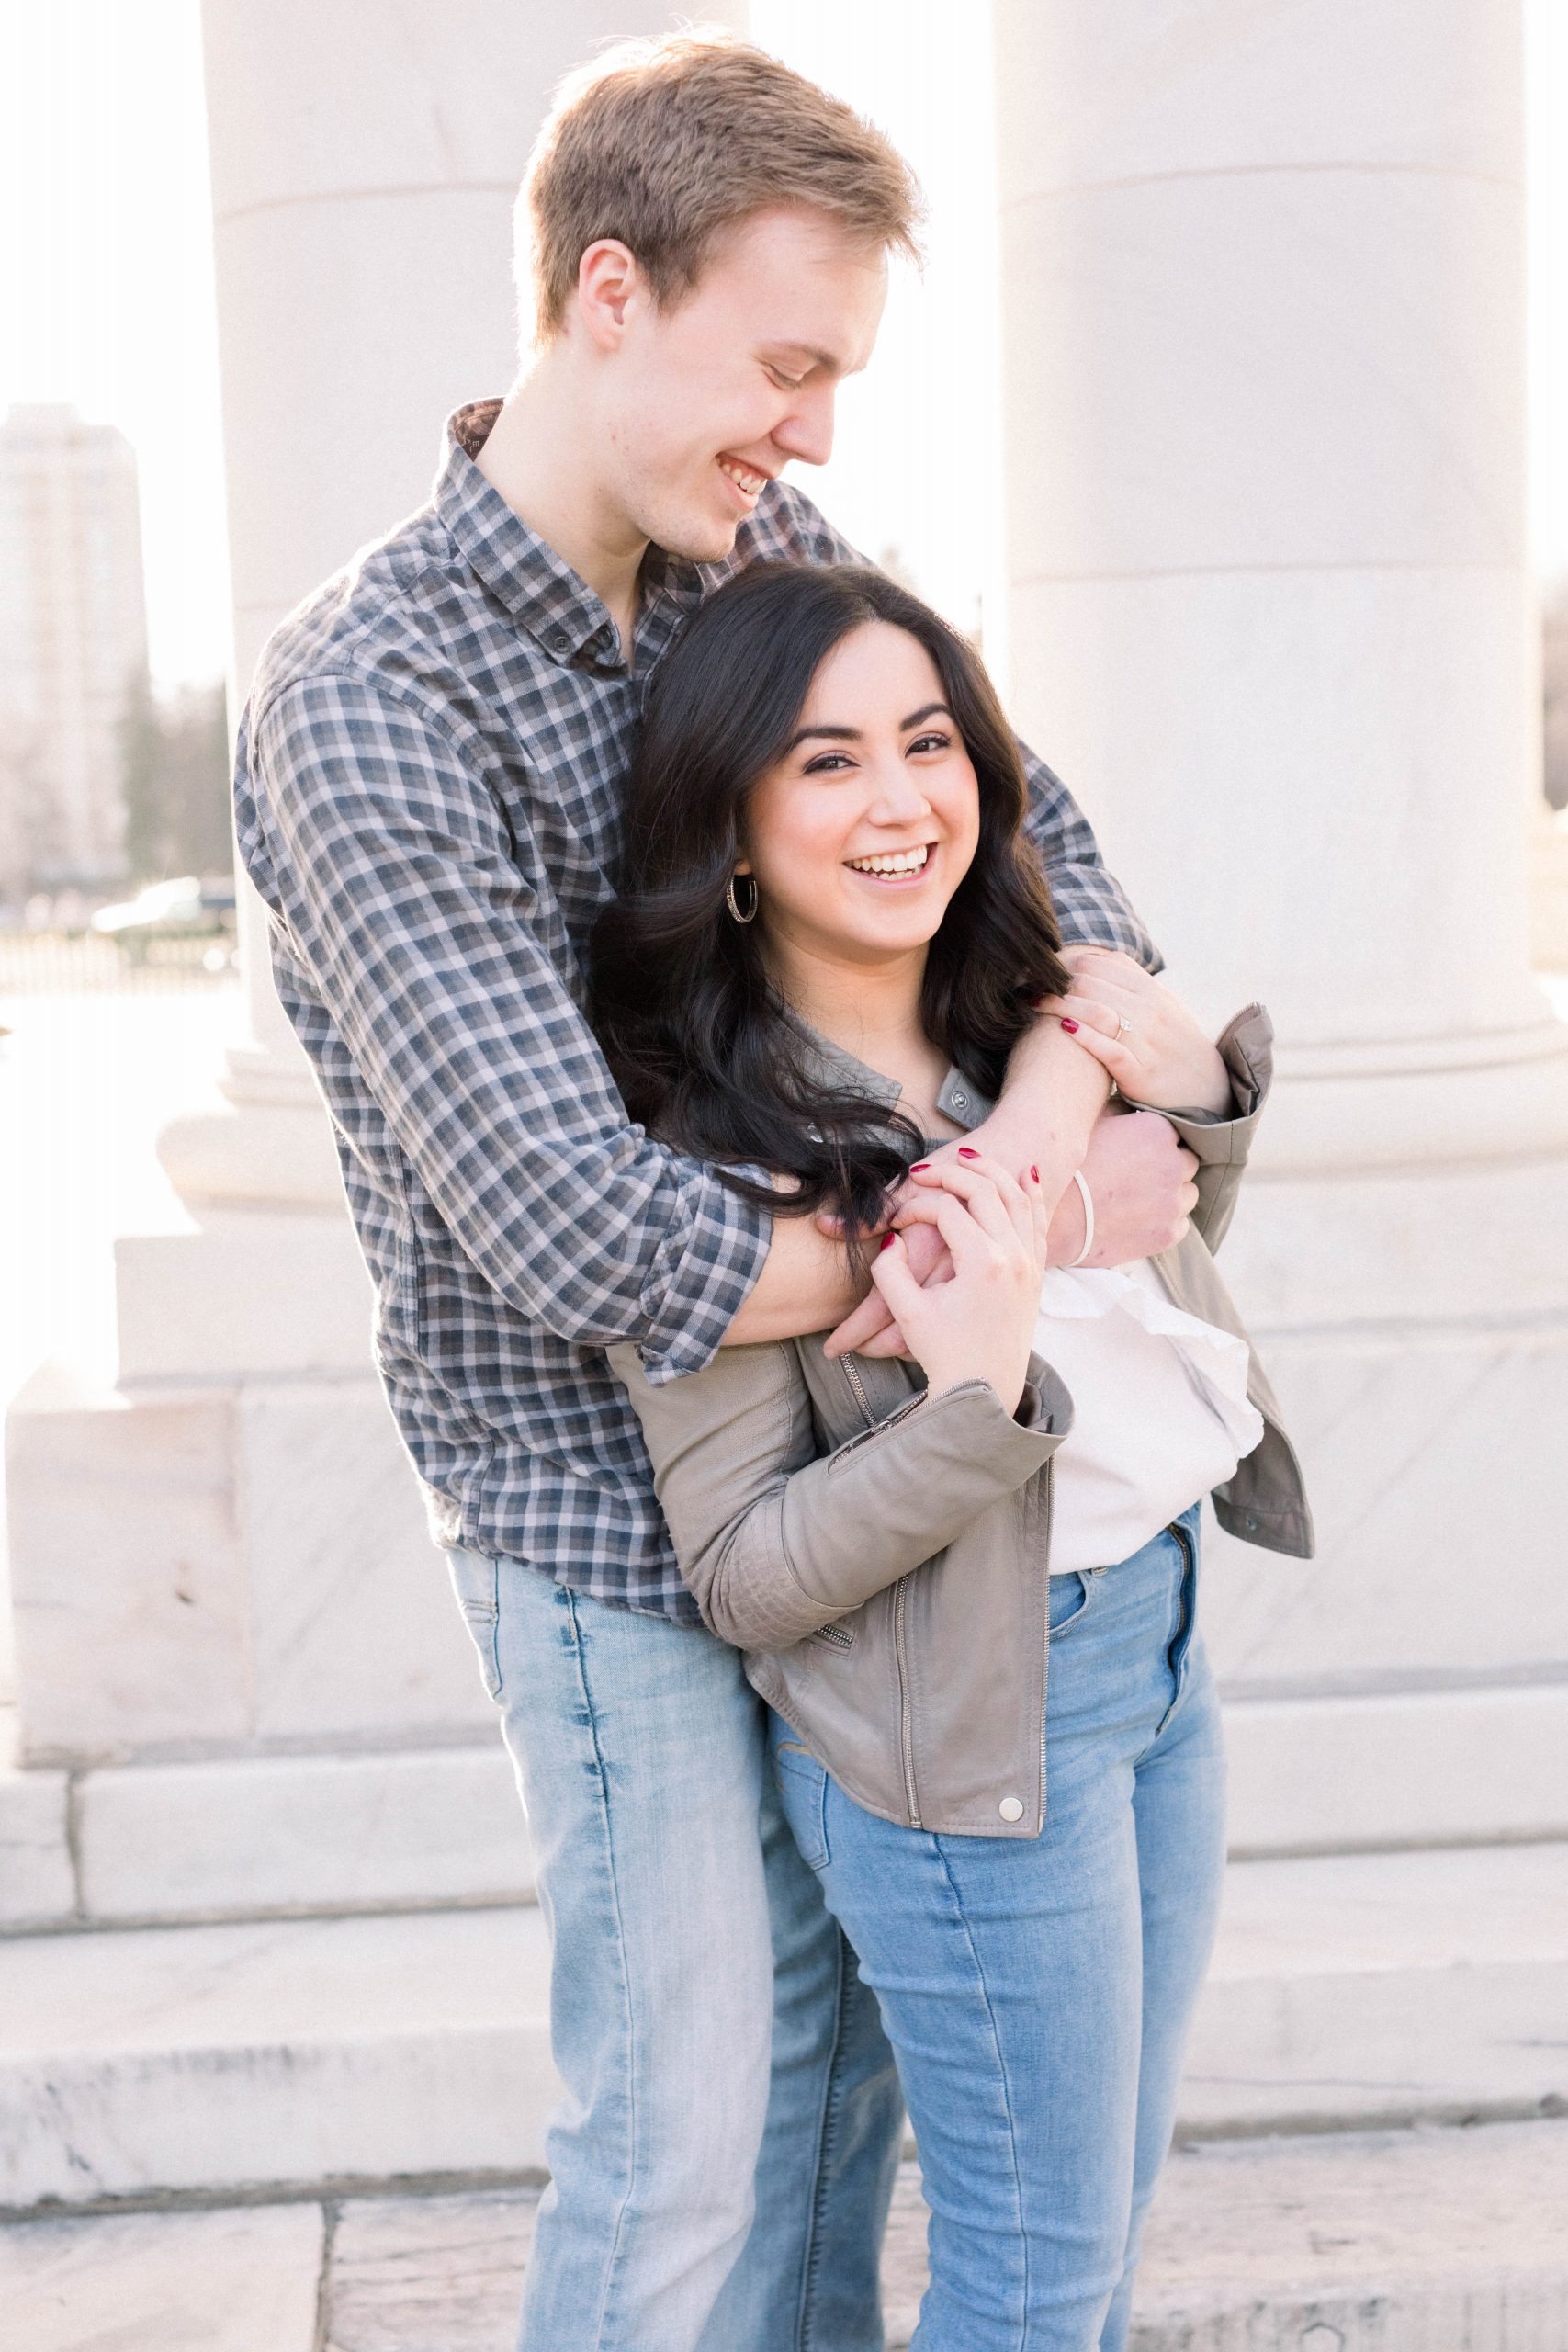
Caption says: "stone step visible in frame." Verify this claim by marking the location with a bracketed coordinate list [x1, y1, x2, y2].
[1179, 1837, 1568, 2135]
[0, 1905, 555, 2208]
[0, 1736, 534, 1932]
[6, 1678, 1568, 1936]
[5, 2123, 1567, 2350]
[3, 1842, 1565, 2209]
[6, 1678, 1564, 1934]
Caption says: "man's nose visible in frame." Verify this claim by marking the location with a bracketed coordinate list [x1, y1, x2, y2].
[773, 384, 835, 469]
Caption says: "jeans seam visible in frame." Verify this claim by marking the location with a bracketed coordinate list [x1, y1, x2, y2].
[560, 1587, 642, 2352]
[930, 1837, 1029, 2348]
[795, 1923, 850, 2352]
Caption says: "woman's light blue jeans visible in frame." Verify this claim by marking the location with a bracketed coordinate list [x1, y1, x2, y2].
[767, 1506, 1225, 2352]
[447, 1546, 905, 2352]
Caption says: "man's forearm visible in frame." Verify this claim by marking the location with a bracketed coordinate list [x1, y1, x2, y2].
[970, 1013, 1111, 1212]
[725, 1208, 863, 1345]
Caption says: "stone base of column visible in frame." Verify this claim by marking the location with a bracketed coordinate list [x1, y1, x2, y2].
[1200, 1111, 1568, 1853]
[2, 1348, 531, 1932]
[5, 1365, 482, 1770]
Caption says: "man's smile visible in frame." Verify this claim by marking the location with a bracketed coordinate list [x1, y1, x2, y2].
[717, 454, 770, 504]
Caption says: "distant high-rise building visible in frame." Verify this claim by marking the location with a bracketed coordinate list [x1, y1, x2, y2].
[0, 403, 150, 901]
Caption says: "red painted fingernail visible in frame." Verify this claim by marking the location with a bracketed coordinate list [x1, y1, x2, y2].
[1030, 1165, 1040, 1182]
[909, 1160, 931, 1172]
[1060, 1018, 1079, 1034]
[880, 1231, 896, 1250]
[957, 1147, 978, 1159]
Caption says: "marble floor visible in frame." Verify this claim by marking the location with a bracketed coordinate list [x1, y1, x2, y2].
[7, 2123, 1568, 2352]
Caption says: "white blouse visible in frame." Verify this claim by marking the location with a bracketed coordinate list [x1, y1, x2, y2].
[1032, 1260, 1265, 1575]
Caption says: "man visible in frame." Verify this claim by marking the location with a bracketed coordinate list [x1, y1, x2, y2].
[235, 33, 1197, 2351]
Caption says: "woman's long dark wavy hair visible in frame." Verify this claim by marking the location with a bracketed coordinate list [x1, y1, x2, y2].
[591, 562, 1071, 1236]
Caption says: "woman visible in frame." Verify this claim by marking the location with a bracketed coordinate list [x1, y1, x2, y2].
[591, 563, 1313, 2350]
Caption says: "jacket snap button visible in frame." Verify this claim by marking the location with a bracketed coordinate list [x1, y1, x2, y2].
[998, 1796, 1024, 1822]
[951, 1089, 967, 1108]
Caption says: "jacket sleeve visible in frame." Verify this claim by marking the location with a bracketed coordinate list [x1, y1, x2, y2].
[607, 1340, 1069, 1653]
[1119, 1003, 1274, 1255]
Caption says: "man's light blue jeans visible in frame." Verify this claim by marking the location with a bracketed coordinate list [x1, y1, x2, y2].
[447, 1547, 905, 2352]
[767, 1507, 1225, 2352]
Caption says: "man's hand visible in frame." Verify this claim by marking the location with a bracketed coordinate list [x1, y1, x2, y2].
[822, 1213, 942, 1360]
[1062, 1108, 1199, 1265]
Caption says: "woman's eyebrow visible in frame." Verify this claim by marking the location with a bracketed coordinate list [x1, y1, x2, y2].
[784, 702, 953, 754]
[785, 722, 861, 750]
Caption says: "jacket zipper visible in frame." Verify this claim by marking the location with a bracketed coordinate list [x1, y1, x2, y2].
[841, 1354, 921, 1827]
[1168, 1513, 1195, 1677]
[1038, 1459, 1055, 1821]
[841, 1351, 875, 1427]
[893, 1575, 920, 1826]
[812, 1620, 855, 1651]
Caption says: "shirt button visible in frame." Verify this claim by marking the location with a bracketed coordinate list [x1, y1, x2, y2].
[951, 1089, 967, 1109]
[547, 628, 568, 650]
[998, 1796, 1024, 1822]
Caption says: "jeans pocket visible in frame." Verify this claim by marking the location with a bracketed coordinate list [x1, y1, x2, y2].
[446, 1547, 503, 1703]
[1048, 1570, 1094, 1636]
[772, 1732, 832, 1871]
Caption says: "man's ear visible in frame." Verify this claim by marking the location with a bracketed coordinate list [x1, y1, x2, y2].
[576, 240, 643, 353]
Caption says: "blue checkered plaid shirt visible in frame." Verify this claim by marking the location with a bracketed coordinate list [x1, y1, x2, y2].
[234, 400, 1158, 1621]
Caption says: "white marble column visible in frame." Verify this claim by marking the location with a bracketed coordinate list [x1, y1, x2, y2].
[148, 0, 743, 1335]
[993, 0, 1568, 1847]
[5, 2, 736, 1820]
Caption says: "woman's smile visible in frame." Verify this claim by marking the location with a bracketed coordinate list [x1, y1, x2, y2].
[843, 840, 937, 885]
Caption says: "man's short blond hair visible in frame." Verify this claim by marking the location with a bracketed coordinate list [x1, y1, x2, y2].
[520, 30, 923, 343]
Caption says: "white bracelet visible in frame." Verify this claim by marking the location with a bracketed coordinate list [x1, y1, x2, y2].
[1066, 1169, 1095, 1267]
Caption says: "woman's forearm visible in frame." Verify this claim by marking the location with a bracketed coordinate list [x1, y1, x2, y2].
[967, 1013, 1111, 1215]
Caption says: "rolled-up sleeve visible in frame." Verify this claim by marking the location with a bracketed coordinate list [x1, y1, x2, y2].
[250, 671, 769, 1375]
[1015, 743, 1161, 972]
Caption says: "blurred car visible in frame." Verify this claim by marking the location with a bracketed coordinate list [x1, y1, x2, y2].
[89, 876, 238, 968]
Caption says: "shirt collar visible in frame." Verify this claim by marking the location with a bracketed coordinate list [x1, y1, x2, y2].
[435, 400, 708, 667]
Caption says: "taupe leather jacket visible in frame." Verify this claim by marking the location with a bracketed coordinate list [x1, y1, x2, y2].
[610, 1007, 1313, 1840]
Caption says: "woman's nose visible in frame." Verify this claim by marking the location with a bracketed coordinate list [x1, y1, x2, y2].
[869, 762, 931, 822]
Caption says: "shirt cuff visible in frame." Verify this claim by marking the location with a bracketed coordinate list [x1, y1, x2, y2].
[634, 1163, 773, 1384]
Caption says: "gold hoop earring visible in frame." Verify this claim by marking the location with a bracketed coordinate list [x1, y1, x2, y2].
[725, 873, 759, 924]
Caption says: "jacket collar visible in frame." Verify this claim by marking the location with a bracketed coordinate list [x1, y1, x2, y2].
[782, 1010, 995, 1139]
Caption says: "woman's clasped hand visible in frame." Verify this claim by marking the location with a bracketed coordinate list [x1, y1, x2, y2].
[871, 1150, 1051, 1415]
[1043, 946, 1235, 1117]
